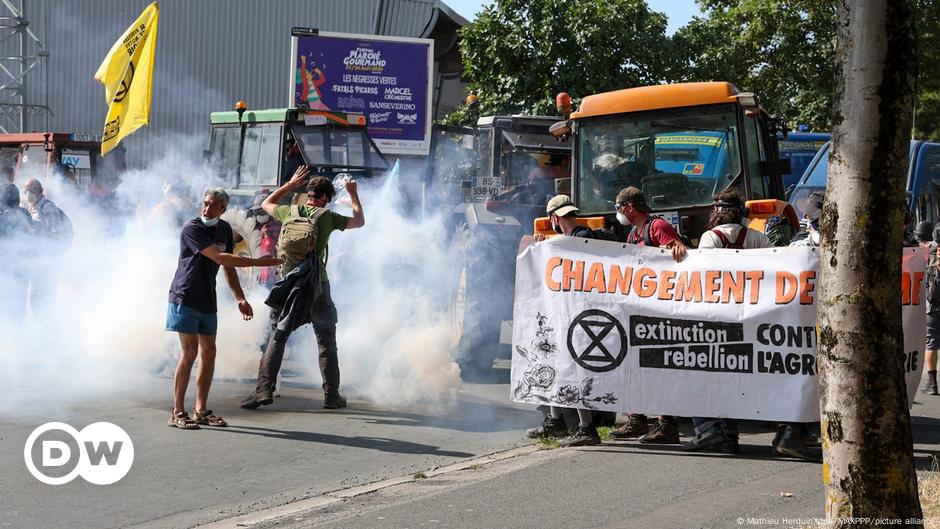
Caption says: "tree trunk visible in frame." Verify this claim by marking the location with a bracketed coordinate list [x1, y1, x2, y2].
[819, 1, 921, 526]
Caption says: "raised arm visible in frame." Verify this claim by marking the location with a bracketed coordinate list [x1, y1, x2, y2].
[262, 165, 311, 215]
[345, 179, 365, 229]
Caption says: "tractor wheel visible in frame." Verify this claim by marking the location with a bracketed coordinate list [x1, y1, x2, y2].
[221, 208, 262, 288]
[448, 221, 508, 381]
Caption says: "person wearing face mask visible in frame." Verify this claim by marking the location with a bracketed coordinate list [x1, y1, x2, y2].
[528, 194, 617, 446]
[22, 178, 71, 320]
[165, 188, 284, 430]
[241, 164, 365, 411]
[681, 188, 773, 456]
[23, 179, 71, 242]
[610, 186, 687, 445]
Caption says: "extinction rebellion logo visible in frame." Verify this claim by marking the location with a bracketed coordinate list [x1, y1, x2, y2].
[24, 422, 134, 485]
[567, 309, 629, 372]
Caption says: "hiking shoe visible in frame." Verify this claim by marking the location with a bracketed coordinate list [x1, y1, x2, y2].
[609, 414, 649, 439]
[323, 394, 347, 409]
[639, 421, 680, 444]
[774, 437, 823, 462]
[681, 425, 734, 453]
[240, 393, 274, 409]
[922, 378, 939, 395]
[559, 425, 601, 447]
[526, 415, 568, 439]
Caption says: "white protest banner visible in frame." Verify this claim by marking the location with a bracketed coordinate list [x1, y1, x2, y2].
[511, 237, 927, 422]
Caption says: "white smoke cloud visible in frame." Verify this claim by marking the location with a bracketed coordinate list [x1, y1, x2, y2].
[0, 144, 461, 420]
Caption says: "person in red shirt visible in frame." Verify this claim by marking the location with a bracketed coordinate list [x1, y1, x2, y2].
[617, 186, 687, 261]
[610, 186, 686, 444]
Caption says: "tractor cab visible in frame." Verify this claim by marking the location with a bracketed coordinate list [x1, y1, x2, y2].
[0, 132, 123, 193]
[205, 104, 389, 279]
[206, 105, 389, 204]
[427, 115, 571, 223]
[544, 82, 797, 244]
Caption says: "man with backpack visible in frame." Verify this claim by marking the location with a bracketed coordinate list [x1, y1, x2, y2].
[609, 186, 687, 444]
[681, 188, 771, 455]
[241, 165, 365, 410]
[22, 178, 71, 318]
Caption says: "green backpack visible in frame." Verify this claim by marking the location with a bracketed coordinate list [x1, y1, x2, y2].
[276, 205, 328, 275]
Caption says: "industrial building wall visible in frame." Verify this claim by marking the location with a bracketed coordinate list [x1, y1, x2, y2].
[20, 0, 456, 166]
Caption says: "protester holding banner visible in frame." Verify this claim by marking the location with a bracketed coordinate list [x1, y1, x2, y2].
[682, 189, 770, 455]
[610, 186, 686, 444]
[527, 195, 608, 447]
[923, 245, 940, 395]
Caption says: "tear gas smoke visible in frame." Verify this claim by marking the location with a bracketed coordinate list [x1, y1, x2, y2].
[0, 134, 265, 419]
[0, 142, 461, 420]
[329, 161, 462, 405]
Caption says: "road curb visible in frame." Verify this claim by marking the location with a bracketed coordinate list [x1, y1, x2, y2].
[198, 444, 543, 528]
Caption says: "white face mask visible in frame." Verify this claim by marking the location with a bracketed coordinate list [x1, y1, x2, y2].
[25, 190, 38, 205]
[616, 211, 629, 226]
[201, 216, 219, 227]
[256, 214, 270, 225]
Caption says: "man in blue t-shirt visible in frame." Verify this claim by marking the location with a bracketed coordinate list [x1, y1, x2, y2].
[166, 188, 282, 430]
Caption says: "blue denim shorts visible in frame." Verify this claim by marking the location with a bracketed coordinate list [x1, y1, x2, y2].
[165, 303, 218, 335]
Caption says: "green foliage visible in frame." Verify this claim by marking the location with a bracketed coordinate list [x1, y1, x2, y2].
[449, 0, 940, 138]
[915, 0, 940, 140]
[675, 0, 940, 137]
[672, 0, 836, 131]
[456, 0, 672, 117]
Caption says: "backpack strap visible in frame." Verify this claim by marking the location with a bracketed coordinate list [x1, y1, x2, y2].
[732, 226, 748, 249]
[289, 205, 300, 219]
[710, 227, 748, 249]
[309, 207, 329, 223]
[643, 216, 663, 246]
[711, 228, 732, 247]
[309, 207, 330, 264]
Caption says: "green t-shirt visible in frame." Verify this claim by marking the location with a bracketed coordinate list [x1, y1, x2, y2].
[273, 205, 349, 282]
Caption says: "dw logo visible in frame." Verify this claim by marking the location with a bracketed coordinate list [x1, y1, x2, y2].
[23, 422, 134, 485]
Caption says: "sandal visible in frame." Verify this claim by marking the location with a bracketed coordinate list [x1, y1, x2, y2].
[167, 410, 200, 430]
[192, 409, 228, 427]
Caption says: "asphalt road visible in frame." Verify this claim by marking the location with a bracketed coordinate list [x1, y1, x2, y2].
[3, 366, 939, 529]
[0, 365, 533, 529]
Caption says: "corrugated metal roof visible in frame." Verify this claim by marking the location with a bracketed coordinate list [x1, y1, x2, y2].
[12, 0, 456, 165]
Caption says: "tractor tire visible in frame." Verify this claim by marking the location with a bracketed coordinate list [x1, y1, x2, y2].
[448, 221, 514, 381]
[221, 208, 263, 288]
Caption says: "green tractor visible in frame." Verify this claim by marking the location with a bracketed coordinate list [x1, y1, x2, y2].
[427, 115, 572, 379]
[206, 104, 388, 264]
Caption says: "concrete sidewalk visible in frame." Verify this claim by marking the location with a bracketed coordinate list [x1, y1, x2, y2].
[199, 392, 940, 529]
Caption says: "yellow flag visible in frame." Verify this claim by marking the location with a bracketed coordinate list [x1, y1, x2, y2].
[94, 2, 159, 155]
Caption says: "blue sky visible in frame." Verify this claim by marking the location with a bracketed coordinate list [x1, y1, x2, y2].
[445, 0, 702, 34]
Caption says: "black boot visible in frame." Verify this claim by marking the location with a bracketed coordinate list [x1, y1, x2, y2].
[922, 371, 938, 395]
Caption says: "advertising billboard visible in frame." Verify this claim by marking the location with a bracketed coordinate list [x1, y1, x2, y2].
[290, 28, 434, 156]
